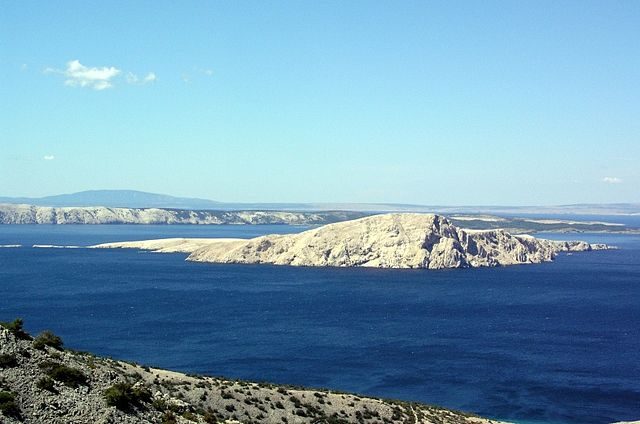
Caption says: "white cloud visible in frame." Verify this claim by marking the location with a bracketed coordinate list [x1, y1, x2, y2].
[45, 60, 157, 90]
[63, 60, 120, 90]
[125, 72, 138, 84]
[603, 176, 622, 184]
[43, 155, 55, 161]
[182, 67, 214, 83]
[195, 67, 213, 76]
[126, 71, 157, 85]
[143, 72, 156, 83]
[20, 63, 28, 71]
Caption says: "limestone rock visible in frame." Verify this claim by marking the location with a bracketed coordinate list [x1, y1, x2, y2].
[95, 213, 611, 270]
[0, 203, 364, 225]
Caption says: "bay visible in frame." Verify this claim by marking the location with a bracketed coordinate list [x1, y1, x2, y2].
[0, 224, 638, 424]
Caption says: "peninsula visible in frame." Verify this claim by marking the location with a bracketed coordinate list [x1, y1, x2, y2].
[0, 204, 364, 225]
[2, 202, 638, 234]
[93, 213, 610, 270]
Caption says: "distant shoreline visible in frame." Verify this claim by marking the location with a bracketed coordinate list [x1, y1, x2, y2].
[2, 203, 639, 235]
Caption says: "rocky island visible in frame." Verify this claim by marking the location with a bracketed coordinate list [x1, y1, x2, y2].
[0, 320, 506, 424]
[93, 213, 610, 269]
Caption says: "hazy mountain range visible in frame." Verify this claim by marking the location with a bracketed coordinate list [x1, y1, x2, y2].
[0, 190, 222, 210]
[1, 189, 639, 215]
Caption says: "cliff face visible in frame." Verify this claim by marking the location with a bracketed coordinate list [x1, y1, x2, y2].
[95, 214, 609, 269]
[0, 324, 505, 424]
[0, 204, 364, 225]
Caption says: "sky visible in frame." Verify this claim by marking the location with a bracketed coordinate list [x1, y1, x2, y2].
[1, 1, 638, 205]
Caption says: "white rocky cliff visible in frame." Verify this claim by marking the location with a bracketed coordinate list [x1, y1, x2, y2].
[94, 213, 609, 269]
[0, 204, 362, 225]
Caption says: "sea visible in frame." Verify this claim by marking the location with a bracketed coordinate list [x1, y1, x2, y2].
[0, 222, 638, 424]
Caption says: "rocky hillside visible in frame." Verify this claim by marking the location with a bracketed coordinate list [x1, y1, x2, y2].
[2, 203, 636, 235]
[0, 320, 506, 424]
[95, 214, 609, 269]
[0, 204, 365, 225]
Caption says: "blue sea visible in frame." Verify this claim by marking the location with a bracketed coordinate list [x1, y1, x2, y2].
[0, 224, 639, 424]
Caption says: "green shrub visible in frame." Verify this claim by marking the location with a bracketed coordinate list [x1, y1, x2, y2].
[152, 398, 168, 411]
[39, 361, 87, 388]
[36, 377, 57, 393]
[33, 331, 64, 350]
[0, 354, 17, 368]
[0, 318, 31, 340]
[0, 391, 20, 418]
[104, 382, 151, 411]
[202, 411, 218, 423]
[162, 411, 178, 424]
[133, 385, 151, 403]
[182, 411, 198, 421]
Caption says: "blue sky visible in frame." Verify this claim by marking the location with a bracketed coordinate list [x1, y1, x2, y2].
[1, 1, 638, 205]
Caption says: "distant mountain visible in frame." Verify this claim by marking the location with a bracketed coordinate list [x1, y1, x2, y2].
[0, 190, 429, 211]
[0, 189, 639, 215]
[433, 203, 640, 216]
[0, 190, 222, 209]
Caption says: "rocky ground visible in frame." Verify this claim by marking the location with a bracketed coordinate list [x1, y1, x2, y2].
[0, 320, 507, 424]
[95, 214, 611, 269]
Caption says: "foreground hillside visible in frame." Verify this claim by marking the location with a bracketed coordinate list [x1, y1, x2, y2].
[0, 321, 505, 424]
[95, 213, 610, 269]
[0, 204, 364, 225]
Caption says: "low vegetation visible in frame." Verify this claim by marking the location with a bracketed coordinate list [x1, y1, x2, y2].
[38, 361, 87, 388]
[33, 330, 64, 350]
[36, 377, 57, 393]
[104, 382, 152, 411]
[0, 354, 18, 368]
[0, 318, 31, 340]
[0, 391, 21, 418]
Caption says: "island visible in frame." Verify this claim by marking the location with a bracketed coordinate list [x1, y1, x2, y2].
[93, 213, 610, 270]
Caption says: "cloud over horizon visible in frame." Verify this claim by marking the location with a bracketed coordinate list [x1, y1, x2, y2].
[603, 176, 623, 184]
[43, 155, 55, 161]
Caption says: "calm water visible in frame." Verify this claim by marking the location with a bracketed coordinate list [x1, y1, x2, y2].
[0, 224, 639, 424]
